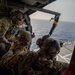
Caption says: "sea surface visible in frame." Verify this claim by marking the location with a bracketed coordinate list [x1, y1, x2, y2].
[30, 19, 75, 50]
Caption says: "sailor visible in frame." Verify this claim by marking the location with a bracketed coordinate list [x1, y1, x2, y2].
[0, 30, 32, 75]
[0, 10, 24, 58]
[34, 37, 69, 75]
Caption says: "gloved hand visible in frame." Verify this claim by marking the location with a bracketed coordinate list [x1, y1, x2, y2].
[31, 32, 35, 38]
[9, 42, 15, 50]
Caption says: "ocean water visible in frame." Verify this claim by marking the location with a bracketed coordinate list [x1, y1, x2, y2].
[30, 19, 75, 50]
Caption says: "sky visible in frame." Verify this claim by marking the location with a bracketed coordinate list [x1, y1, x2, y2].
[30, 0, 75, 22]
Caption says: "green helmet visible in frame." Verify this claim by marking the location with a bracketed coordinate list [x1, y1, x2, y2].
[10, 10, 24, 25]
[39, 38, 60, 57]
[36, 34, 50, 48]
[15, 30, 32, 42]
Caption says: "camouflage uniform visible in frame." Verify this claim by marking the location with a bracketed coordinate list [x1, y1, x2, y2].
[0, 17, 13, 58]
[0, 11, 24, 58]
[0, 37, 68, 75]
[0, 10, 25, 42]
[0, 17, 16, 41]
[0, 30, 32, 75]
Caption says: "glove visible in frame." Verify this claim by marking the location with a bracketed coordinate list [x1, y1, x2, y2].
[31, 32, 35, 38]
[9, 43, 15, 50]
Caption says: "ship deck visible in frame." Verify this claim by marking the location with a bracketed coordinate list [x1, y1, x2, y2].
[57, 42, 75, 63]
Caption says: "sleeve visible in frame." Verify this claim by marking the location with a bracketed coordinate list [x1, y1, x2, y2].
[53, 61, 69, 75]
[0, 50, 14, 68]
[18, 52, 37, 75]
[0, 18, 10, 38]
[23, 52, 36, 75]
[0, 50, 21, 69]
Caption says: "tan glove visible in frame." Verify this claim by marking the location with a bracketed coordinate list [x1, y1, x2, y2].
[9, 43, 15, 50]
